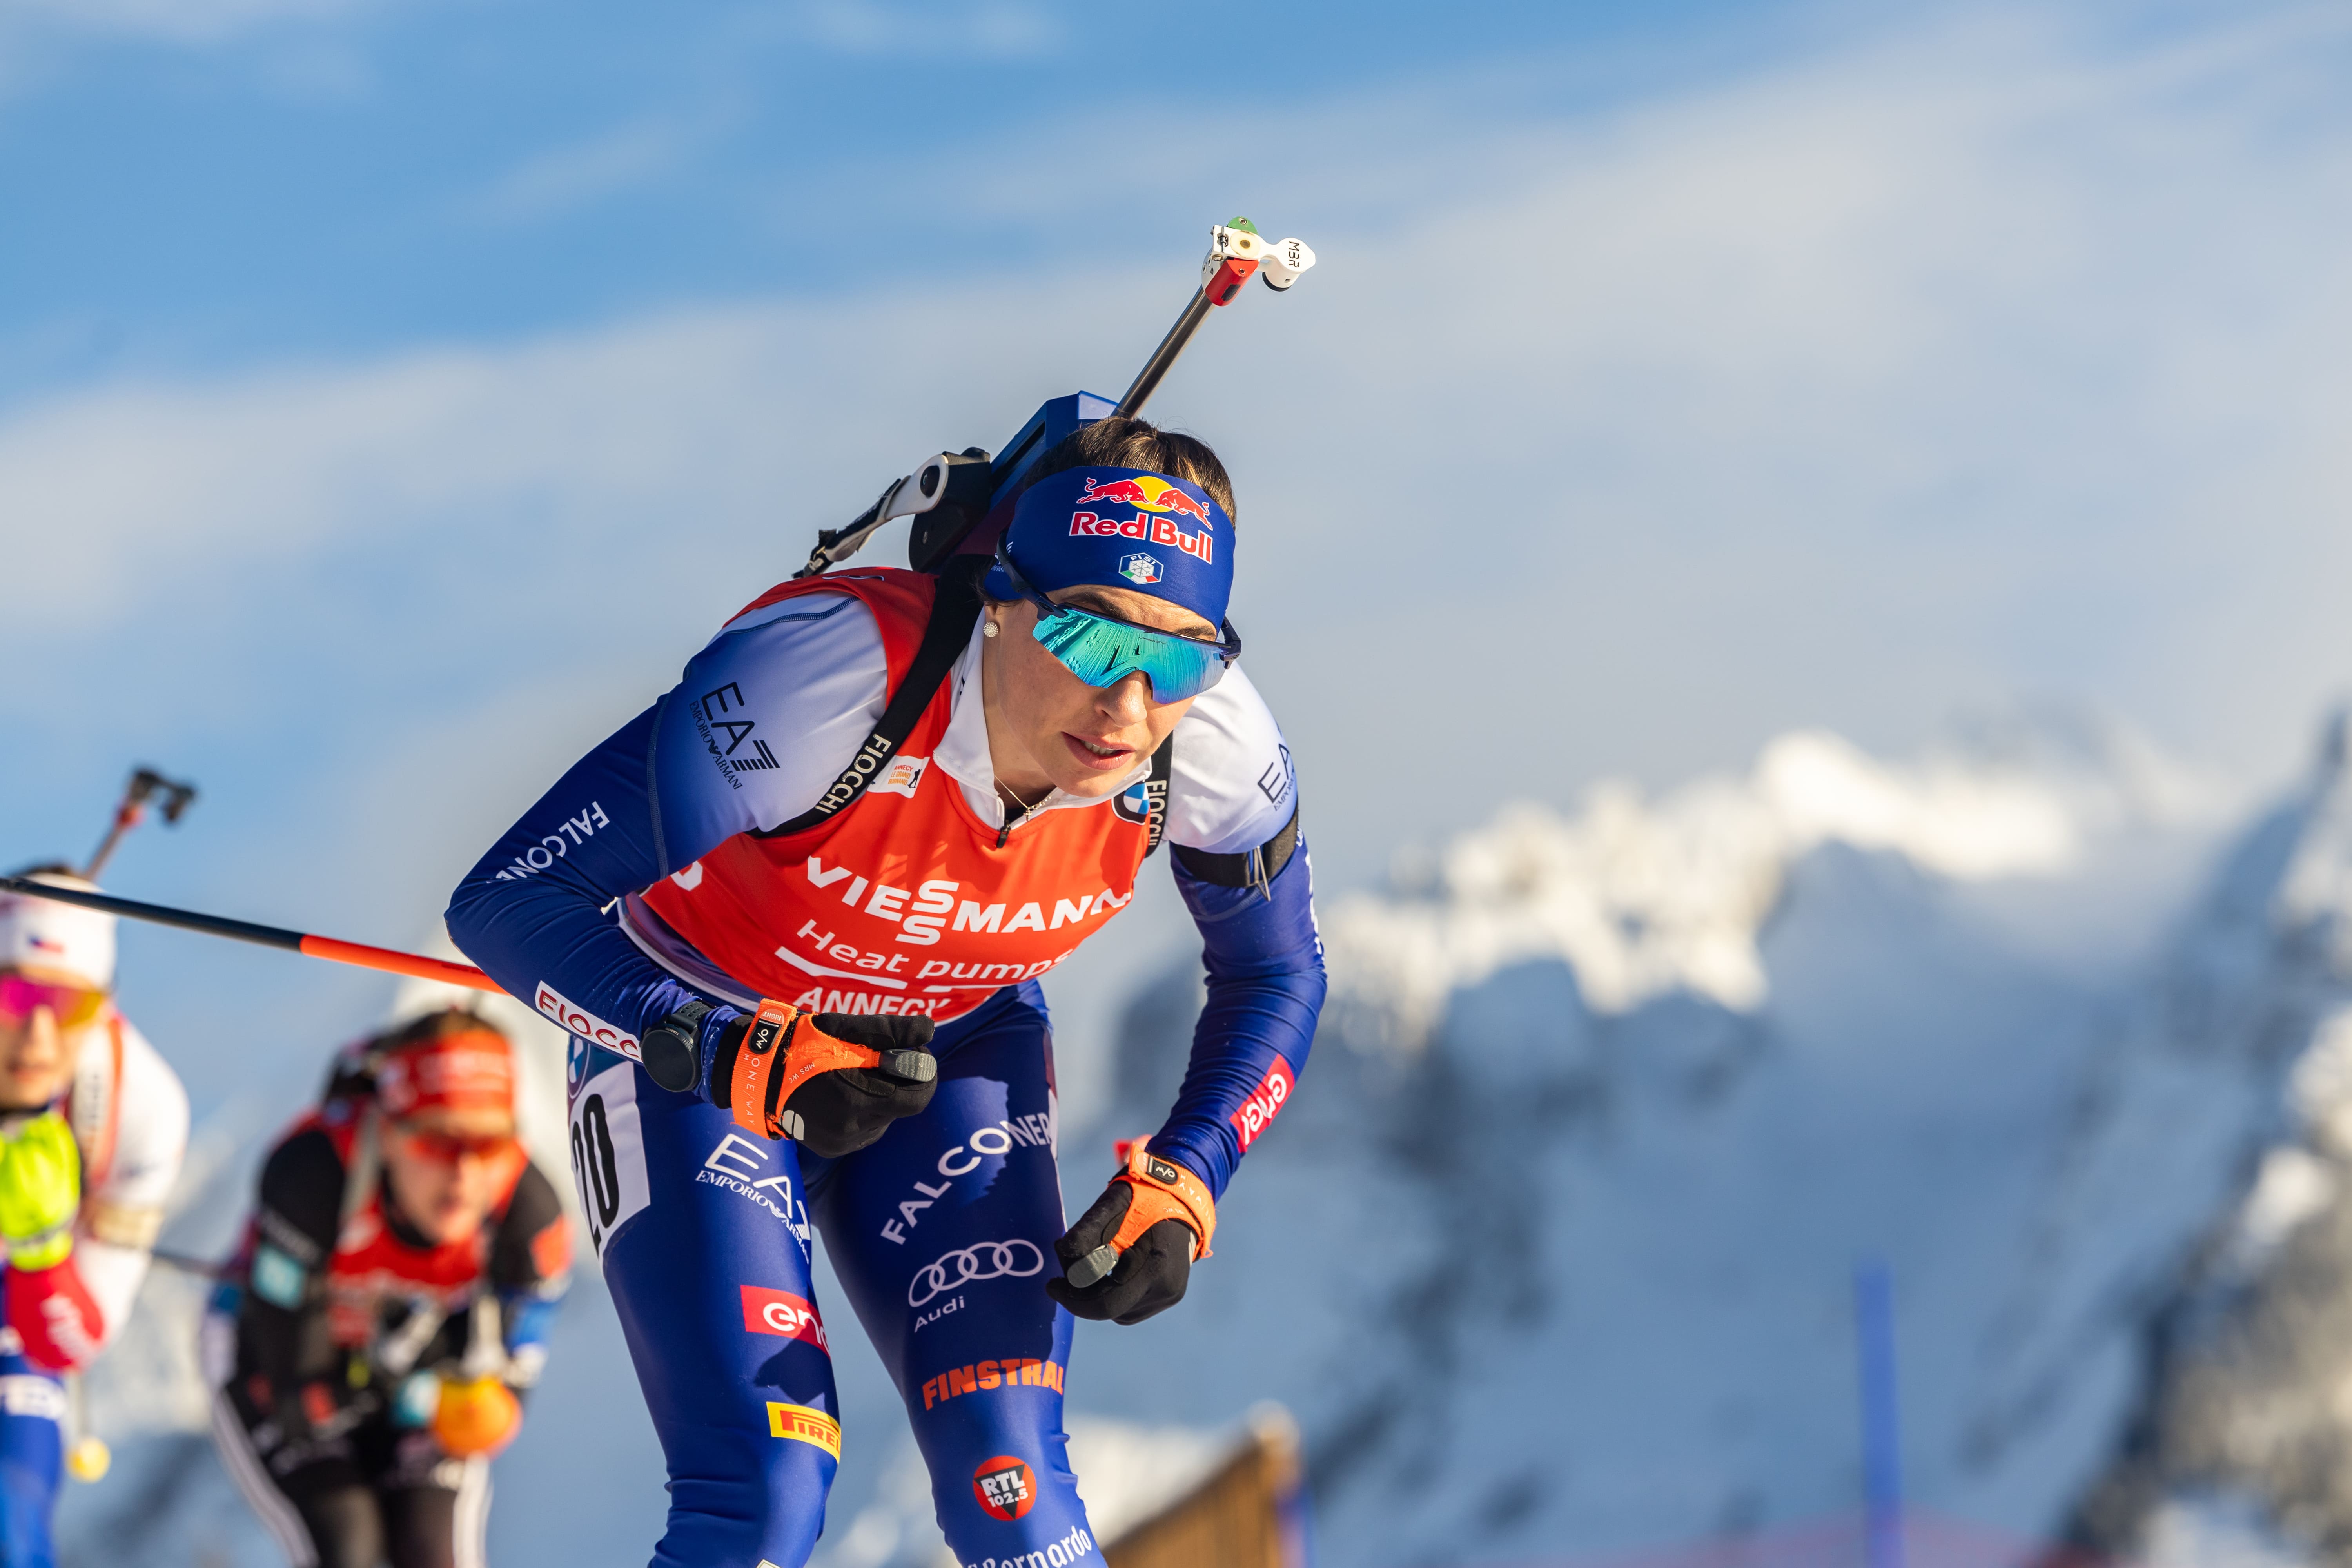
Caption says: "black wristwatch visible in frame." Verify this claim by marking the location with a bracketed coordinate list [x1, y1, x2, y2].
[640, 999, 713, 1093]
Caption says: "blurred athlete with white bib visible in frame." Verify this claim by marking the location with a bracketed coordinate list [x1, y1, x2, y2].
[0, 869, 189, 1567]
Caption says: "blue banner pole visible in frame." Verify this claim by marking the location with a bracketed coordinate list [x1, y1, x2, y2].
[1854, 1259, 1904, 1568]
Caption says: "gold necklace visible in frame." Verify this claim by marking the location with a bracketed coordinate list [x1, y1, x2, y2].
[996, 777, 1049, 817]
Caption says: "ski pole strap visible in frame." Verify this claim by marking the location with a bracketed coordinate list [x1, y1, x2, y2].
[1113, 1143, 1217, 1261]
[728, 1002, 886, 1142]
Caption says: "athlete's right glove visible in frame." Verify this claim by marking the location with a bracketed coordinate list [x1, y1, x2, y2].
[1047, 1142, 1216, 1326]
[707, 1001, 938, 1159]
[431, 1374, 524, 1458]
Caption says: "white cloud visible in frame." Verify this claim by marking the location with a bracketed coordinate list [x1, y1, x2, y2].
[469, 117, 709, 223]
[6, 0, 2352, 917]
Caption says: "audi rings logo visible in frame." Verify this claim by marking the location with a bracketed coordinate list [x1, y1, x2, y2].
[908, 1240, 1045, 1307]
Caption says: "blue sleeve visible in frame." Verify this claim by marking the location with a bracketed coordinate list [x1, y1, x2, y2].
[446, 599, 878, 1056]
[1144, 835, 1325, 1200]
[445, 706, 720, 1053]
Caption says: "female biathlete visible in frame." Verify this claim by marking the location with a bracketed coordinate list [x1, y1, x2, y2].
[445, 417, 1324, 1568]
[0, 871, 189, 1566]
[209, 1008, 571, 1568]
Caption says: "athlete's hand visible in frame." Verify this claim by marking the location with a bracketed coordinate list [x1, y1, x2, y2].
[432, 1375, 523, 1458]
[0, 1111, 81, 1271]
[708, 1005, 938, 1159]
[1046, 1145, 1217, 1327]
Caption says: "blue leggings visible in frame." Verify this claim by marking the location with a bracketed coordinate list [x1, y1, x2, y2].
[566, 984, 1101, 1568]
[0, 1349, 62, 1568]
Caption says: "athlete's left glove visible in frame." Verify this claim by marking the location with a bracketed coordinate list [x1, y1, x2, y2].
[1047, 1143, 1216, 1326]
[707, 1001, 938, 1159]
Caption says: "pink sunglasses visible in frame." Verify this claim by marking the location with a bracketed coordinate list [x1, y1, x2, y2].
[0, 976, 108, 1029]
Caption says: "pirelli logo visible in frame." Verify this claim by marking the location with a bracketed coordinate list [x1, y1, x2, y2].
[768, 1401, 842, 1458]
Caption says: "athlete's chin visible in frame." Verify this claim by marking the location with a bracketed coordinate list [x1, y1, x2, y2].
[417, 1205, 486, 1246]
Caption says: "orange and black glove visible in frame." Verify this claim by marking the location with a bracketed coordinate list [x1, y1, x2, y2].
[1047, 1142, 1216, 1326]
[707, 1001, 938, 1159]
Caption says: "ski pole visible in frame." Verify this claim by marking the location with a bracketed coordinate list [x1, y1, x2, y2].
[64, 1373, 108, 1482]
[82, 766, 198, 882]
[0, 876, 499, 995]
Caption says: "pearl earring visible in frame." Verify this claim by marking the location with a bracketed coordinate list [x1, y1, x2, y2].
[982, 620, 1000, 639]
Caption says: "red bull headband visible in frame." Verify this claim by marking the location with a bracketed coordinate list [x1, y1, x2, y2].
[985, 466, 1236, 625]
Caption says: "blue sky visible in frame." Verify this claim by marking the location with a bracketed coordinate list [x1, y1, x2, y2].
[9, 0, 2352, 1559]
[0, 0, 1804, 391]
[3, 0, 2349, 1100]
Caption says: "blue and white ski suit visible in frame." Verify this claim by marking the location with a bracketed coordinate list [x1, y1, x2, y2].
[446, 581, 1322, 1568]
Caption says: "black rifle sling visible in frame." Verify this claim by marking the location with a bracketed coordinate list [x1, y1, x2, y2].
[1143, 736, 1173, 857]
[755, 563, 985, 840]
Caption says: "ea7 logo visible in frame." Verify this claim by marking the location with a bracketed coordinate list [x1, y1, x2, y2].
[741, 1286, 829, 1352]
[1230, 1058, 1293, 1152]
[696, 682, 780, 783]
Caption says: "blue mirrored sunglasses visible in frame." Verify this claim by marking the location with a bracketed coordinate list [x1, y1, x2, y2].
[994, 543, 1241, 703]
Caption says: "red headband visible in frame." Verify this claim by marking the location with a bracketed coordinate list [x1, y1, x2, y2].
[376, 1029, 514, 1118]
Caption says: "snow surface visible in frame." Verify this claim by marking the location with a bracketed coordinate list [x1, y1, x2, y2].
[62, 705, 2352, 1568]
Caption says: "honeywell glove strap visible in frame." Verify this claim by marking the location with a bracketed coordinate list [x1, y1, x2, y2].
[1089, 1142, 1216, 1279]
[1047, 1142, 1217, 1326]
[706, 1001, 938, 1159]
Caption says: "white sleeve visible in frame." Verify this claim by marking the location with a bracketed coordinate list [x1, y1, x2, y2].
[653, 590, 891, 858]
[76, 1022, 189, 1346]
[1162, 665, 1298, 856]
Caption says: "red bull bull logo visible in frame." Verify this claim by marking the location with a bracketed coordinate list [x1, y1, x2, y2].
[1067, 511, 1215, 564]
[1074, 473, 1210, 523]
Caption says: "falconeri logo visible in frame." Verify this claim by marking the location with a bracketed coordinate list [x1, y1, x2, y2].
[908, 1240, 1045, 1307]
[1116, 553, 1163, 586]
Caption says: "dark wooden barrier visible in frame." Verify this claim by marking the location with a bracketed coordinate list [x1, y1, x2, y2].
[1104, 1406, 1305, 1568]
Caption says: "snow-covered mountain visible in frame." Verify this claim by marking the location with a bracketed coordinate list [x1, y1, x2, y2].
[1052, 710, 2352, 1568]
[63, 707, 2352, 1568]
